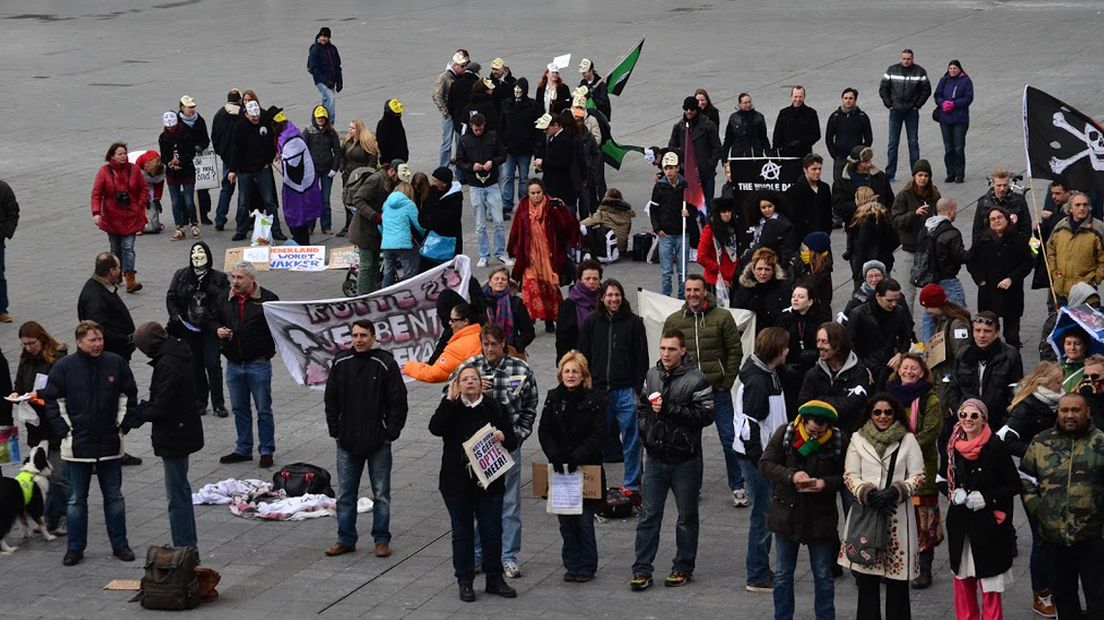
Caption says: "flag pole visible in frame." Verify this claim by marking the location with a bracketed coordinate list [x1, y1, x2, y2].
[1025, 182, 1060, 308]
[681, 200, 688, 289]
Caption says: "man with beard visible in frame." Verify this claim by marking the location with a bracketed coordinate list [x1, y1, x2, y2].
[668, 96, 722, 210]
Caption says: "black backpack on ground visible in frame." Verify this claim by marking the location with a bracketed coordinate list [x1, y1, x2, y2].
[600, 487, 635, 519]
[139, 545, 200, 610]
[272, 462, 335, 497]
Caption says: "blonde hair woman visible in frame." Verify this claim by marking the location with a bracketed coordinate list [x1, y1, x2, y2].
[846, 186, 899, 284]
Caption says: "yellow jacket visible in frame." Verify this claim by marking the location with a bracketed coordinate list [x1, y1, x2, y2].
[1046, 216, 1104, 298]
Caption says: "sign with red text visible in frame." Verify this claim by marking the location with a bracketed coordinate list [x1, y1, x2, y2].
[462, 423, 515, 489]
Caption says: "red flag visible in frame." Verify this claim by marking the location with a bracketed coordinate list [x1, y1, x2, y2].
[682, 124, 706, 218]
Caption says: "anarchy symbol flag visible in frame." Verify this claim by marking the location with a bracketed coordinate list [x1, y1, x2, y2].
[1023, 85, 1104, 191]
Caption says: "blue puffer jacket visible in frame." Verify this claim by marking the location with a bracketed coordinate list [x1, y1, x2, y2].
[42, 350, 138, 462]
[380, 191, 425, 250]
[934, 73, 974, 126]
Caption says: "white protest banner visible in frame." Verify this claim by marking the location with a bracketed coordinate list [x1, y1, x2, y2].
[194, 149, 220, 190]
[462, 423, 515, 489]
[636, 288, 755, 392]
[269, 246, 326, 271]
[262, 256, 471, 388]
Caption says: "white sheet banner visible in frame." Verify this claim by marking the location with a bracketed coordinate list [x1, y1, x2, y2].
[263, 256, 472, 389]
[635, 288, 756, 393]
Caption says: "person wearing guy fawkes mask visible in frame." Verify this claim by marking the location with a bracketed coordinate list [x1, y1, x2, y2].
[226, 100, 287, 242]
[166, 242, 230, 417]
[1075, 353, 1104, 429]
[499, 77, 540, 218]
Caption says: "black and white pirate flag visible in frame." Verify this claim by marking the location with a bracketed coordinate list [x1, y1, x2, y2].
[1023, 85, 1104, 191]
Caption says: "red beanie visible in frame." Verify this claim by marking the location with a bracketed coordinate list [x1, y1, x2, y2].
[919, 283, 948, 308]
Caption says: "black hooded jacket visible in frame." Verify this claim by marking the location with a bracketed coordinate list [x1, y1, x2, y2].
[500, 78, 541, 156]
[376, 101, 409, 164]
[166, 242, 230, 332]
[133, 336, 204, 458]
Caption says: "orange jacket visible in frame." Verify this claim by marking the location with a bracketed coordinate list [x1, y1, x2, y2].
[403, 323, 482, 383]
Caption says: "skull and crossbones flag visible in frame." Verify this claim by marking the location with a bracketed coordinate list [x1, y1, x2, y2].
[1023, 85, 1104, 191]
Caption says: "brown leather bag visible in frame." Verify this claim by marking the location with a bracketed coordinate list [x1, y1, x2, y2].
[194, 567, 221, 602]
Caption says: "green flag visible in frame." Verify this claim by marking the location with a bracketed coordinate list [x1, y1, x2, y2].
[605, 37, 645, 97]
[601, 138, 645, 170]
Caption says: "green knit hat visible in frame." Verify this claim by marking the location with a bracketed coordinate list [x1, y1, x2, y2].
[798, 400, 839, 423]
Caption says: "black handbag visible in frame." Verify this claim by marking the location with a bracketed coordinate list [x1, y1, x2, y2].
[271, 462, 335, 497]
[843, 444, 902, 566]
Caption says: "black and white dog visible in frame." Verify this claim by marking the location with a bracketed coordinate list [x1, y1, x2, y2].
[0, 442, 56, 553]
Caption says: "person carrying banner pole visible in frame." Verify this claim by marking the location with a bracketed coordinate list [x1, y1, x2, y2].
[681, 200, 688, 289]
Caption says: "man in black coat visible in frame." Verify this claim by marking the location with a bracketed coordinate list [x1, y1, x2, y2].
[971, 168, 1032, 244]
[577, 58, 611, 119]
[123, 322, 203, 550]
[226, 100, 285, 241]
[785, 153, 834, 238]
[0, 178, 19, 322]
[948, 311, 1024, 429]
[772, 86, 821, 158]
[846, 279, 914, 388]
[499, 77, 540, 216]
[668, 96, 722, 210]
[457, 114, 509, 266]
[533, 112, 577, 208]
[323, 319, 408, 558]
[824, 88, 872, 182]
[210, 88, 242, 230]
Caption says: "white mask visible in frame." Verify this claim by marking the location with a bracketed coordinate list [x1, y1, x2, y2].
[190, 245, 207, 269]
[162, 111, 178, 128]
[245, 101, 261, 117]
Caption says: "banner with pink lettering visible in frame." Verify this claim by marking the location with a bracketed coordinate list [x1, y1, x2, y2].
[262, 256, 472, 388]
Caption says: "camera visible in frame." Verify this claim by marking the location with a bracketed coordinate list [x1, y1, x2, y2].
[116, 190, 131, 206]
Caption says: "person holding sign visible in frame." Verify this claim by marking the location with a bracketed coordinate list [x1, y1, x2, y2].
[429, 364, 519, 602]
[630, 328, 714, 591]
[538, 351, 606, 583]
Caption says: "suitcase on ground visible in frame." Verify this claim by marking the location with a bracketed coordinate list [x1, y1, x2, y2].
[631, 232, 656, 262]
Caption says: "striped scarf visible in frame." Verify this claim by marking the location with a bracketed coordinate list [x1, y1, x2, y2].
[788, 414, 833, 457]
[484, 285, 515, 345]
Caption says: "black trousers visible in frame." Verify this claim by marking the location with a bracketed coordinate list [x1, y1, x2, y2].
[1046, 539, 1104, 619]
[855, 572, 911, 620]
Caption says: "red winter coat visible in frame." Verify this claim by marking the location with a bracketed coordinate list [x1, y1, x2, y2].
[697, 223, 739, 286]
[91, 161, 148, 236]
[507, 196, 579, 282]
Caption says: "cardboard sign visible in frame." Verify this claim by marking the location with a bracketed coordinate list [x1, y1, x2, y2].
[194, 149, 220, 190]
[328, 246, 358, 270]
[462, 423, 515, 489]
[269, 246, 326, 271]
[531, 463, 603, 499]
[223, 247, 270, 272]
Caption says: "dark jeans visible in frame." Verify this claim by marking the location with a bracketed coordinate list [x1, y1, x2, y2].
[558, 499, 599, 576]
[886, 108, 920, 180]
[738, 457, 773, 584]
[442, 492, 504, 584]
[0, 243, 7, 313]
[197, 187, 211, 219]
[335, 442, 392, 546]
[163, 456, 197, 549]
[167, 183, 197, 226]
[712, 390, 744, 491]
[855, 572, 910, 620]
[632, 453, 702, 576]
[939, 122, 968, 180]
[319, 173, 334, 230]
[182, 330, 224, 410]
[773, 535, 836, 620]
[44, 446, 68, 523]
[1045, 539, 1104, 619]
[235, 168, 283, 237]
[215, 167, 235, 228]
[1023, 501, 1049, 592]
[67, 459, 128, 552]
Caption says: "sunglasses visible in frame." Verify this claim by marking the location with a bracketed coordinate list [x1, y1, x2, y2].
[958, 411, 982, 420]
[871, 408, 895, 417]
[448, 317, 464, 323]
[972, 316, 996, 326]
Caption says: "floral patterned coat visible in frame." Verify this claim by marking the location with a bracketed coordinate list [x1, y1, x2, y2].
[839, 431, 925, 580]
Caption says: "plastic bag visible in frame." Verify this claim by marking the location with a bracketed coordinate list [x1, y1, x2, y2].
[715, 278, 731, 308]
[250, 210, 273, 246]
[15, 401, 38, 426]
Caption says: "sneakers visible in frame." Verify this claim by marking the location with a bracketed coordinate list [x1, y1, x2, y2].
[746, 579, 774, 593]
[496, 254, 515, 266]
[664, 571, 691, 587]
[1033, 590, 1057, 618]
[732, 489, 749, 508]
[324, 543, 355, 557]
[219, 452, 252, 464]
[630, 573, 653, 591]
[503, 561, 522, 578]
[46, 517, 67, 536]
[113, 546, 136, 561]
[476, 256, 489, 267]
[485, 580, 517, 598]
[259, 454, 274, 468]
[374, 542, 391, 558]
[62, 550, 83, 566]
[213, 405, 229, 418]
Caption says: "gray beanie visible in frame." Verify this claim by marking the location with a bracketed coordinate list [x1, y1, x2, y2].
[861, 259, 887, 278]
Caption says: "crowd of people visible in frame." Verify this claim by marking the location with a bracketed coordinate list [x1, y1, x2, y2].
[2, 32, 1104, 620]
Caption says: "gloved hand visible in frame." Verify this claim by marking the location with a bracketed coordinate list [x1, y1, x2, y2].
[965, 490, 986, 511]
[328, 170, 337, 178]
[951, 487, 968, 505]
[942, 100, 955, 113]
[552, 463, 566, 475]
[566, 463, 578, 474]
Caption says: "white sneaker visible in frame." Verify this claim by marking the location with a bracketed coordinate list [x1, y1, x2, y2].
[732, 489, 749, 507]
[496, 254, 515, 266]
[476, 257, 489, 268]
[503, 561, 522, 578]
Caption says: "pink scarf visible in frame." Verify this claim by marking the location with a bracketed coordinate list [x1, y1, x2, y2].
[947, 422, 1005, 524]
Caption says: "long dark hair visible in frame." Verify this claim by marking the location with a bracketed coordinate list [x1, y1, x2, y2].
[708, 198, 738, 247]
[860, 392, 910, 432]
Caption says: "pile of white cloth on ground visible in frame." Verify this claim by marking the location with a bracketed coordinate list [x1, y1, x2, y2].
[192, 478, 373, 521]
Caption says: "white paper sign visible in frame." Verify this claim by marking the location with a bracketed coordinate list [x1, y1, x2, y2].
[546, 465, 583, 515]
[462, 423, 515, 489]
[33, 373, 49, 391]
[243, 246, 270, 263]
[194, 149, 219, 190]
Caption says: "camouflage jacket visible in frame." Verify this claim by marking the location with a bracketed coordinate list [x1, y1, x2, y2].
[1020, 425, 1104, 546]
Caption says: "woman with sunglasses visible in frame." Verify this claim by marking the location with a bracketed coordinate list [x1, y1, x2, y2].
[944, 399, 1020, 620]
[840, 395, 924, 619]
[885, 354, 944, 589]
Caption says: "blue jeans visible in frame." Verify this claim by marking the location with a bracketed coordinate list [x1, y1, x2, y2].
[235, 169, 282, 237]
[739, 458, 773, 584]
[225, 359, 275, 456]
[605, 387, 641, 491]
[67, 459, 127, 552]
[215, 167, 235, 228]
[1024, 501, 1049, 592]
[315, 82, 335, 120]
[319, 172, 334, 230]
[381, 248, 419, 288]
[886, 108, 920, 180]
[713, 390, 744, 491]
[658, 234, 685, 298]
[439, 116, 454, 168]
[474, 447, 522, 565]
[0, 242, 8, 313]
[773, 535, 836, 620]
[921, 277, 966, 341]
[167, 183, 197, 226]
[183, 330, 224, 410]
[107, 233, 137, 272]
[940, 122, 969, 179]
[162, 456, 197, 549]
[499, 154, 531, 212]
[443, 492, 504, 584]
[559, 500, 599, 576]
[335, 442, 392, 546]
[472, 185, 505, 259]
[632, 453, 703, 576]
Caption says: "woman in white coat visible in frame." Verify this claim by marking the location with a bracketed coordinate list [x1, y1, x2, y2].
[840, 394, 925, 620]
